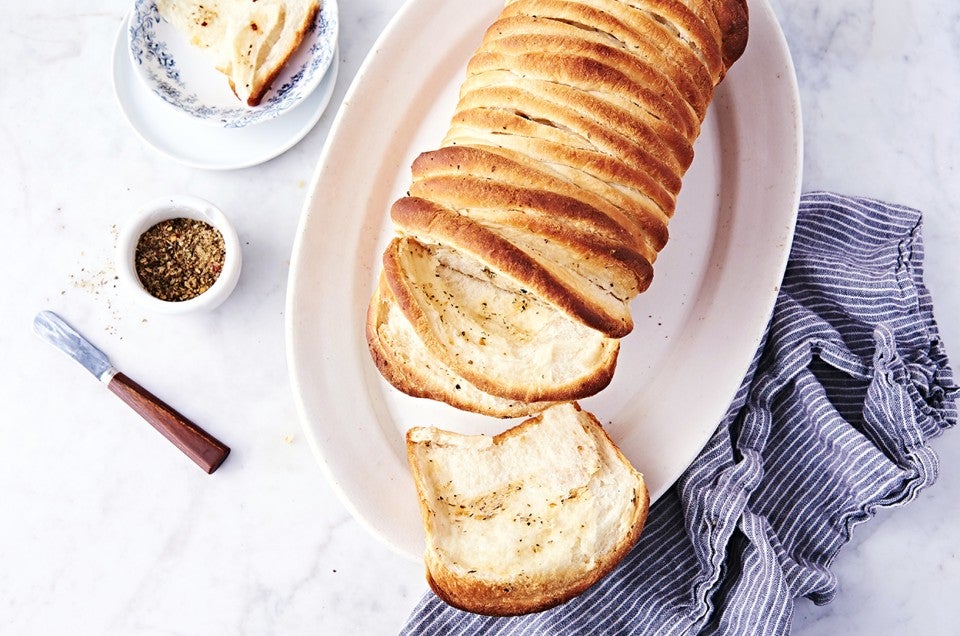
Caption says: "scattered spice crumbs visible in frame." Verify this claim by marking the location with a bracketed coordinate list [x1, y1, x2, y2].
[135, 218, 225, 302]
[65, 222, 123, 334]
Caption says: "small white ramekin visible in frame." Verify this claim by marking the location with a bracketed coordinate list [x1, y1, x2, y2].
[117, 195, 242, 314]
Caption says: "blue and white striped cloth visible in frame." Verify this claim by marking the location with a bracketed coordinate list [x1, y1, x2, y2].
[401, 192, 958, 635]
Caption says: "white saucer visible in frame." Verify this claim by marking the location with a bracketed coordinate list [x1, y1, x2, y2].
[112, 15, 339, 170]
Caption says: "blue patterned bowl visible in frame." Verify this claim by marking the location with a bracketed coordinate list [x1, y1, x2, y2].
[128, 0, 338, 128]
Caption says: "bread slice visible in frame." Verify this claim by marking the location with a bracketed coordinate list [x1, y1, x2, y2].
[157, 0, 320, 106]
[367, 274, 559, 418]
[406, 402, 649, 615]
[381, 233, 621, 405]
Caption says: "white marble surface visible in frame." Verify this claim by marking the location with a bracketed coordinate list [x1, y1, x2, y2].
[0, 1, 957, 634]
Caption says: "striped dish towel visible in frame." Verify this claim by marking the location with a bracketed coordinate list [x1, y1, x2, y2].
[400, 192, 958, 635]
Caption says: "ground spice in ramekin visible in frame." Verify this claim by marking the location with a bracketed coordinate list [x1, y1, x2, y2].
[134, 218, 225, 302]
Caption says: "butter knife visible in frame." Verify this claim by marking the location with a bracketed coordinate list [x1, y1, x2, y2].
[33, 310, 230, 473]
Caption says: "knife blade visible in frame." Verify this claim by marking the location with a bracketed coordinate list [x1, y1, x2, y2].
[34, 310, 116, 382]
[33, 311, 230, 474]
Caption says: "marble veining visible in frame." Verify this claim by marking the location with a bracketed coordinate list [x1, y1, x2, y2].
[0, 1, 957, 634]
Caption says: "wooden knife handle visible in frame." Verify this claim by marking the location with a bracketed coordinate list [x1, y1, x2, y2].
[107, 372, 230, 474]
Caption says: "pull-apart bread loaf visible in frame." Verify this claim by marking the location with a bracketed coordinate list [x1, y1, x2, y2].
[407, 402, 650, 616]
[368, 0, 748, 416]
[157, 0, 320, 106]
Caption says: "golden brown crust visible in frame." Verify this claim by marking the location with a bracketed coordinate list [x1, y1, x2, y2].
[711, 0, 750, 74]
[444, 111, 675, 245]
[474, 30, 699, 135]
[451, 83, 692, 190]
[490, 6, 715, 118]
[411, 145, 667, 258]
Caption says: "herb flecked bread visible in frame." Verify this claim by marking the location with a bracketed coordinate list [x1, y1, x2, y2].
[157, 0, 320, 106]
[406, 402, 650, 616]
[367, 0, 748, 416]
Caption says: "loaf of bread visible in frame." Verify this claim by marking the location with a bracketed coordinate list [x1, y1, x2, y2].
[157, 0, 320, 106]
[367, 0, 748, 416]
[406, 402, 649, 615]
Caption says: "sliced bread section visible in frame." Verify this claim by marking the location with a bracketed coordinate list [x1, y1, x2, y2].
[406, 402, 649, 615]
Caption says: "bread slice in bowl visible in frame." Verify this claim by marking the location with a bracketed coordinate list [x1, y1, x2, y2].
[157, 0, 320, 106]
[406, 402, 649, 615]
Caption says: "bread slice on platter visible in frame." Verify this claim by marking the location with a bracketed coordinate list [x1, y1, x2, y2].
[406, 402, 650, 616]
[157, 0, 320, 106]
[367, 0, 749, 416]
[368, 274, 561, 417]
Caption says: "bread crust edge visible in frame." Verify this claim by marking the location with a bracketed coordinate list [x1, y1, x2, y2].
[712, 0, 749, 76]
[247, 1, 322, 106]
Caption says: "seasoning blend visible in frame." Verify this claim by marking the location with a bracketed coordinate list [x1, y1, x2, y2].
[117, 196, 242, 314]
[135, 218, 226, 302]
